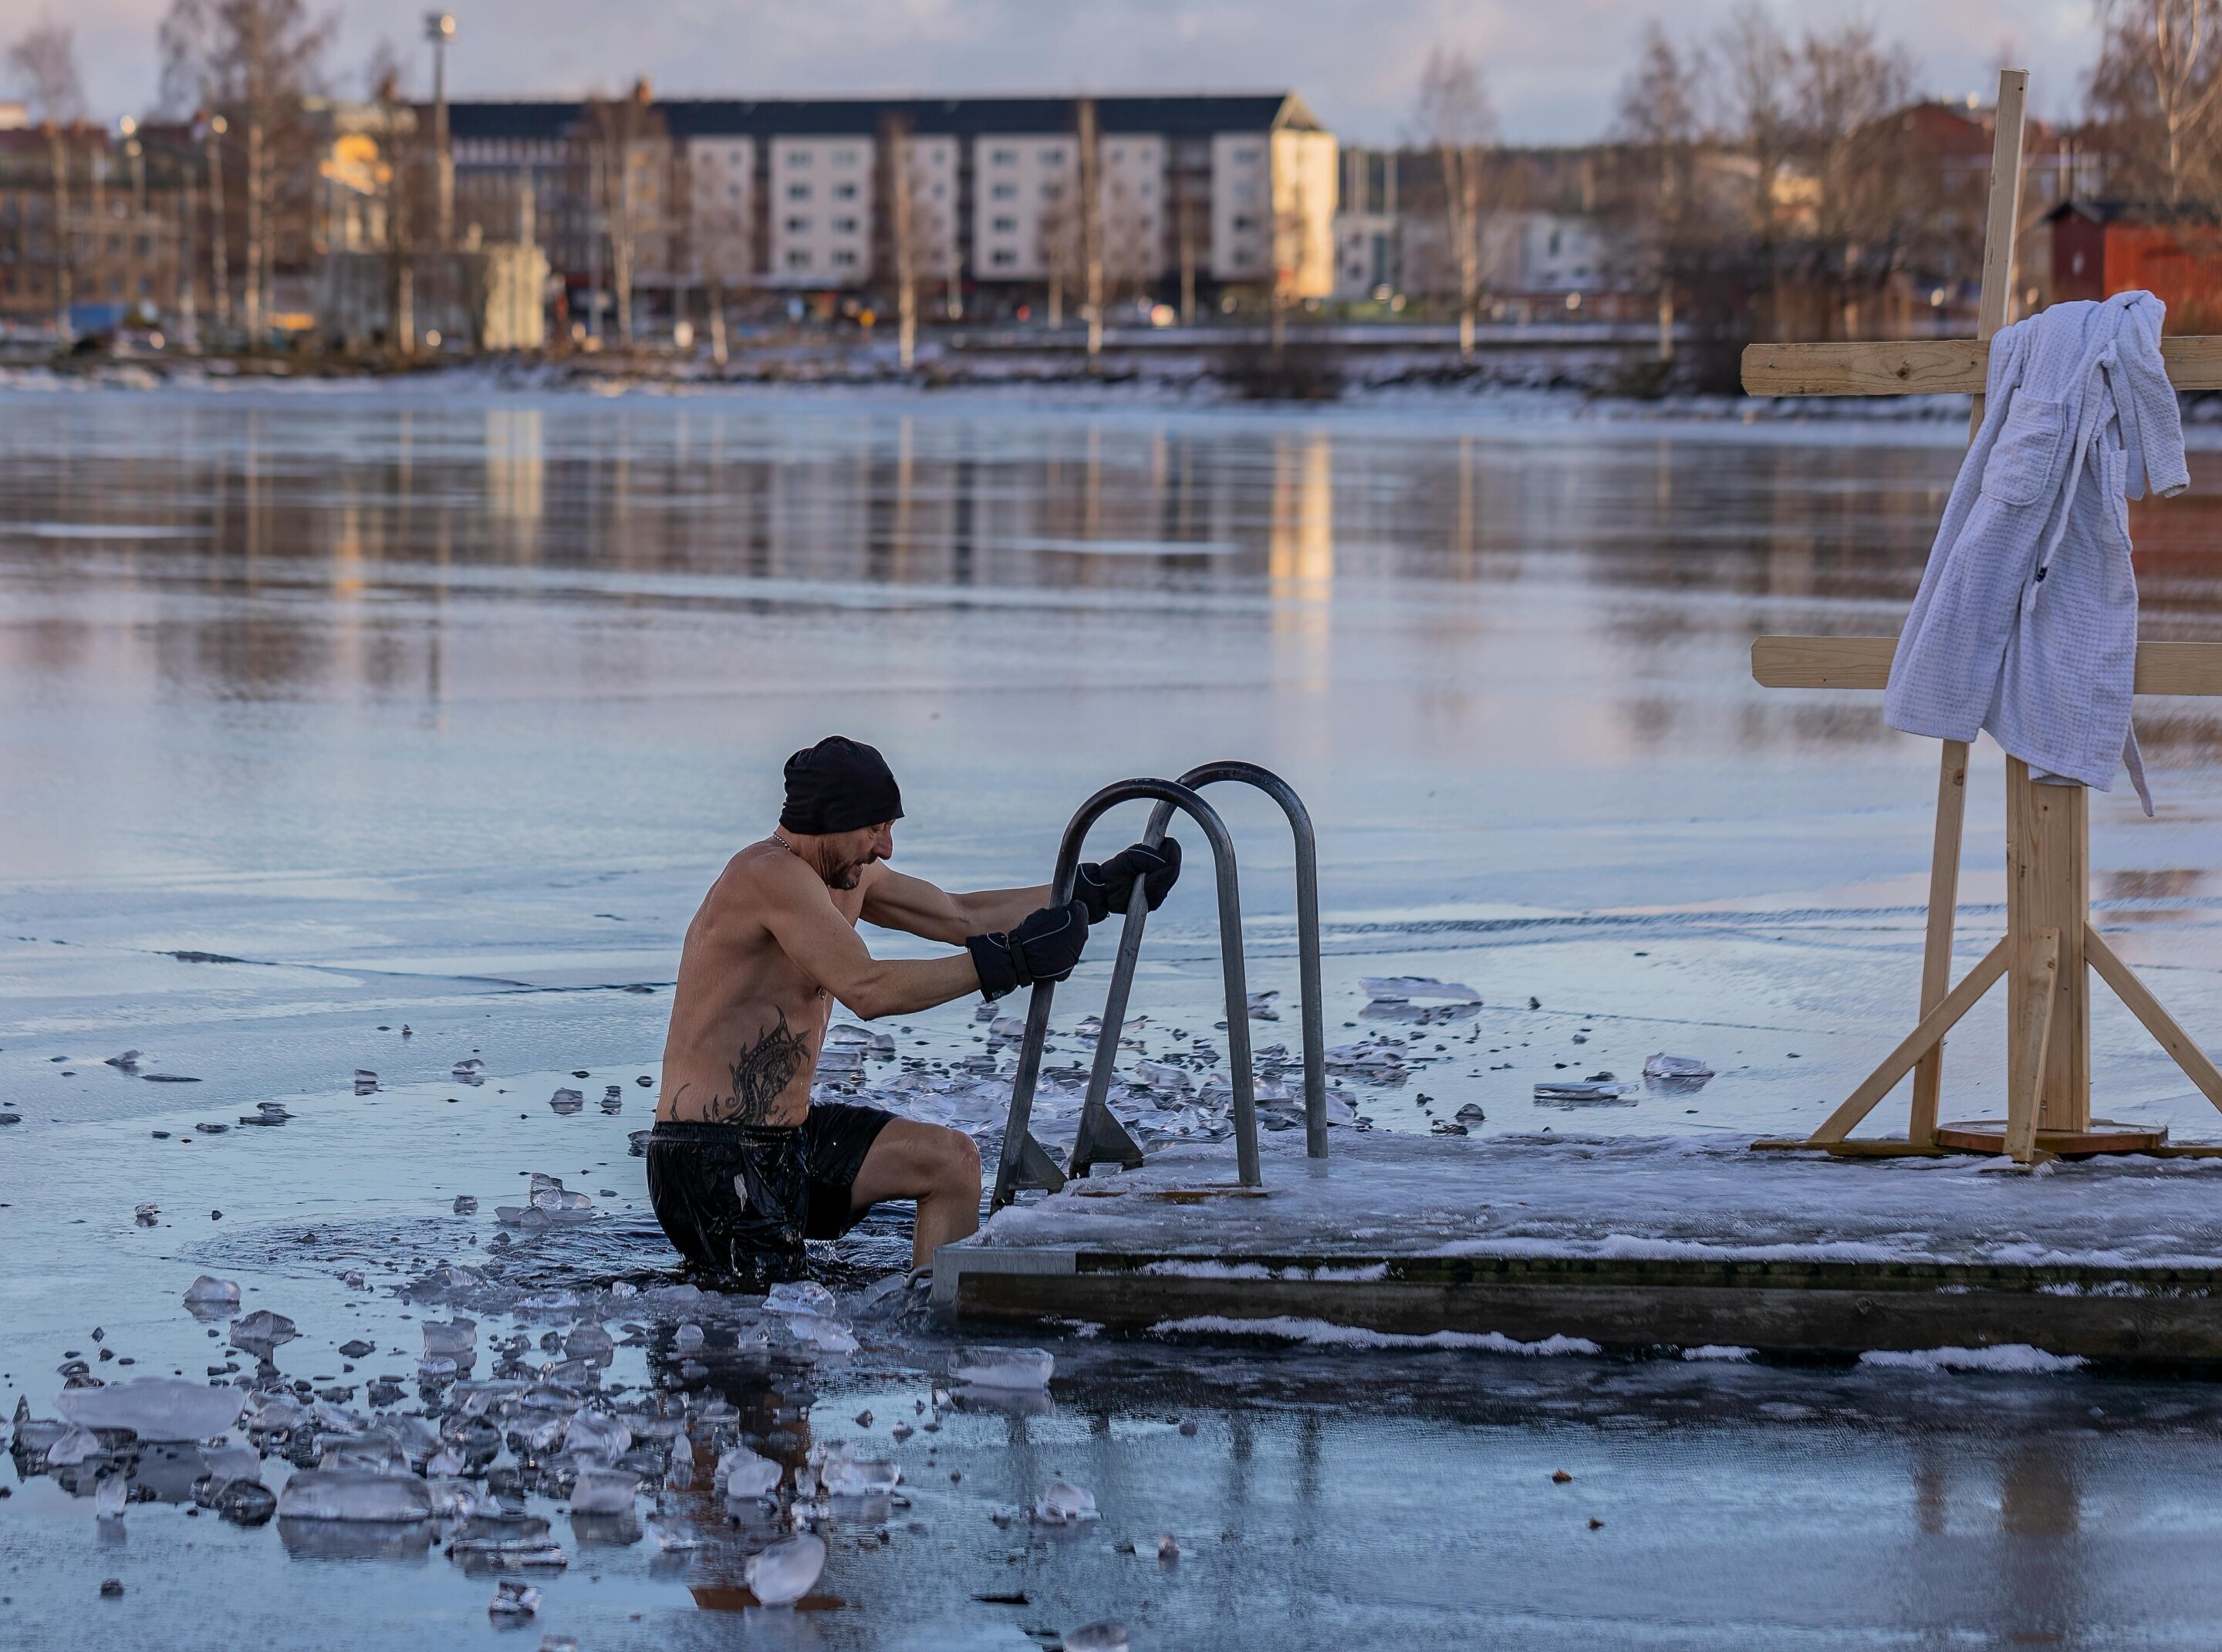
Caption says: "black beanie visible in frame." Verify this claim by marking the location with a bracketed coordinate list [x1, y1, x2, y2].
[780, 736, 904, 835]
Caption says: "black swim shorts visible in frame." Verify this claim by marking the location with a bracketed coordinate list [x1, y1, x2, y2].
[645, 1103, 897, 1278]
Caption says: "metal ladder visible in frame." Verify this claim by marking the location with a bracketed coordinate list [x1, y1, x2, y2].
[988, 762, 1327, 1211]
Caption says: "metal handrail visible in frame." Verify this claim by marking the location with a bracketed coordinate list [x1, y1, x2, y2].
[1069, 761, 1328, 1165]
[989, 777, 1258, 1210]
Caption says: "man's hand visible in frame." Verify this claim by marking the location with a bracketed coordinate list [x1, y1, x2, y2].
[1072, 839, 1183, 924]
[967, 900, 1092, 1001]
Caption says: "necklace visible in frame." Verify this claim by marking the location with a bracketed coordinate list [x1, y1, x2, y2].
[770, 831, 796, 855]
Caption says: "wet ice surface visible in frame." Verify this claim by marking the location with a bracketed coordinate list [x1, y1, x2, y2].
[7, 386, 2222, 1646]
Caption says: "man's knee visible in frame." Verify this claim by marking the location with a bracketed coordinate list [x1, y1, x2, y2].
[934, 1127, 981, 1194]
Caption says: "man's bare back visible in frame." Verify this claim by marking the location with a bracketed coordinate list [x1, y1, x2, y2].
[644, 735, 1177, 1276]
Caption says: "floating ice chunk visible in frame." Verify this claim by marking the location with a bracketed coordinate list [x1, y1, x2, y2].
[988, 1015, 1028, 1042]
[1362, 977, 1481, 1004]
[645, 1517, 706, 1552]
[599, 1085, 623, 1113]
[93, 1474, 129, 1519]
[765, 1281, 836, 1319]
[276, 1470, 436, 1522]
[665, 1432, 696, 1491]
[417, 1356, 458, 1380]
[718, 1446, 782, 1501]
[47, 1424, 101, 1465]
[422, 1318, 476, 1359]
[198, 1444, 261, 1486]
[212, 1478, 277, 1525]
[673, 1323, 704, 1353]
[488, 1580, 542, 1618]
[56, 1378, 245, 1441]
[452, 1195, 478, 1215]
[1533, 1079, 1638, 1103]
[1065, 1623, 1130, 1652]
[451, 1059, 485, 1080]
[106, 1051, 141, 1070]
[951, 1347, 1054, 1390]
[1248, 990, 1281, 1020]
[1033, 1479, 1098, 1525]
[1133, 1061, 1194, 1095]
[134, 1203, 160, 1226]
[183, 1275, 241, 1310]
[567, 1468, 640, 1515]
[1643, 1053, 1716, 1081]
[231, 1310, 299, 1356]
[549, 1088, 583, 1115]
[822, 1454, 900, 1497]
[245, 1392, 308, 1434]
[525, 1174, 593, 1218]
[563, 1323, 614, 1363]
[745, 1532, 826, 1606]
[1157, 1534, 1180, 1560]
[353, 1069, 378, 1094]
[425, 1446, 464, 1478]
[788, 1317, 859, 1355]
[562, 1409, 632, 1465]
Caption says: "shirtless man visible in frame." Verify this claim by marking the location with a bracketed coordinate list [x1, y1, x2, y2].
[649, 735, 1180, 1282]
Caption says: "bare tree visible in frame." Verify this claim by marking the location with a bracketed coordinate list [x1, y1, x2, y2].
[1715, 3, 1796, 241]
[1615, 22, 1709, 361]
[2090, 0, 2222, 206]
[1410, 45, 1496, 362]
[160, 0, 335, 341]
[583, 80, 659, 346]
[7, 18, 85, 123]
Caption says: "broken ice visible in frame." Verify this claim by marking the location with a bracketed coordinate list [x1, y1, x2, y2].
[1644, 1052, 1716, 1083]
[549, 1087, 584, 1114]
[183, 1275, 241, 1310]
[488, 1580, 542, 1617]
[231, 1310, 299, 1357]
[276, 1471, 436, 1522]
[451, 1059, 485, 1081]
[93, 1474, 128, 1519]
[745, 1532, 826, 1606]
[353, 1069, 378, 1094]
[422, 1318, 476, 1359]
[951, 1347, 1054, 1390]
[1534, 1078, 1639, 1103]
[1362, 977, 1481, 1004]
[56, 1378, 245, 1441]
[1033, 1479, 1099, 1525]
[718, 1446, 781, 1501]
[1065, 1623, 1130, 1652]
[566, 1468, 640, 1515]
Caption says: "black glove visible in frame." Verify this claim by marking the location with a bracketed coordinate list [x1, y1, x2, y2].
[1072, 838, 1182, 924]
[967, 899, 1091, 1001]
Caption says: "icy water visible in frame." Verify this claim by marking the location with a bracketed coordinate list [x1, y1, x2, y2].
[6, 384, 2222, 1649]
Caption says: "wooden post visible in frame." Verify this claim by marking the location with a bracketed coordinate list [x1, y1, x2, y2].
[2007, 763, 2091, 1130]
[1909, 72, 2028, 1142]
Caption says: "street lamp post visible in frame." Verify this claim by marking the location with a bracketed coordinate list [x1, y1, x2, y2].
[205, 114, 229, 333]
[426, 12, 455, 251]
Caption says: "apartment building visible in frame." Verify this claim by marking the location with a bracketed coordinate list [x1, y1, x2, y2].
[444, 92, 1334, 316]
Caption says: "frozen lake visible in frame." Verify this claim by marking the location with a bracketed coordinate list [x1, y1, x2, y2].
[6, 383, 2222, 1648]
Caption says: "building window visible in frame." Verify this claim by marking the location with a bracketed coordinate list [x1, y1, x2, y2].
[832, 182, 857, 200]
[1042, 183, 1063, 201]
[785, 216, 812, 232]
[832, 216, 858, 233]
[785, 248, 812, 268]
[1232, 215, 1256, 231]
[787, 183, 811, 201]
[1232, 146, 1260, 163]
[991, 182, 1016, 200]
[1040, 147, 1063, 163]
[787, 150, 812, 166]
[991, 248, 1017, 268]
[832, 148, 858, 165]
[990, 148, 1017, 165]
[992, 215, 1018, 233]
[832, 248, 858, 266]
[1111, 146, 1125, 161]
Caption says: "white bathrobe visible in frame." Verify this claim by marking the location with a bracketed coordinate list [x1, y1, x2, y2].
[1884, 292, 2188, 814]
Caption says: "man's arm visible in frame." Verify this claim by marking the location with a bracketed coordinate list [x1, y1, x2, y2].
[754, 857, 982, 1019]
[859, 864, 1048, 945]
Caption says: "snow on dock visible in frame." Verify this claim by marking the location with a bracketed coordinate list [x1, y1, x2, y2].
[935, 1133, 2222, 1363]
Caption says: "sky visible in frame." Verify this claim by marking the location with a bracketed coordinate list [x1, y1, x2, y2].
[39, 0, 2102, 144]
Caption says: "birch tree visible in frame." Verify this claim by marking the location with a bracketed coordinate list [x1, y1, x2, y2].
[1410, 46, 1495, 362]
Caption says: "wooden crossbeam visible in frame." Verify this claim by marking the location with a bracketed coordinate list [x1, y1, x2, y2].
[2085, 924, 2222, 1115]
[2003, 927, 2061, 1162]
[1741, 335, 2222, 397]
[1751, 636, 2222, 698]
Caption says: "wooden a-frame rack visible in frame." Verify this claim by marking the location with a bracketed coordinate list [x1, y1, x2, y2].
[1746, 68, 2222, 1166]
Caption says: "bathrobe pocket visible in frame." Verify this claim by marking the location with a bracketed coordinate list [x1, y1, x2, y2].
[1980, 397, 2066, 507]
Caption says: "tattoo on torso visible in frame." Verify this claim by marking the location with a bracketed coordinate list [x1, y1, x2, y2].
[708, 1012, 813, 1124]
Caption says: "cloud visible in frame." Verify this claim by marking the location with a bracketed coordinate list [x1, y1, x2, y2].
[50, 0, 2101, 144]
